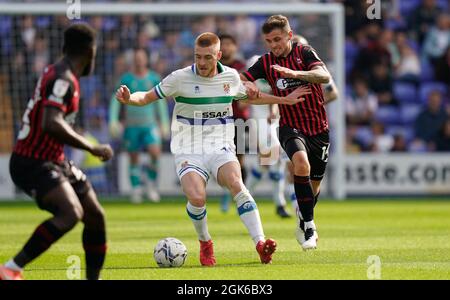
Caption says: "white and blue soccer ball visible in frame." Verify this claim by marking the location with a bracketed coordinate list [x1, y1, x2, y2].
[153, 237, 188, 268]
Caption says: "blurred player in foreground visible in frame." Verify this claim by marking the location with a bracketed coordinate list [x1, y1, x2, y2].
[116, 32, 310, 266]
[1, 24, 113, 280]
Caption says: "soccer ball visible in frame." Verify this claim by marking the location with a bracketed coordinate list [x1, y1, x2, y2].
[153, 237, 188, 268]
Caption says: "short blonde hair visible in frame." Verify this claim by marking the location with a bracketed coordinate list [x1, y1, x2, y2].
[195, 32, 220, 48]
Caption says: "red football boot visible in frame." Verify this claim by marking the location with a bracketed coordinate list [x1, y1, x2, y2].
[256, 238, 277, 264]
[199, 240, 216, 267]
[0, 265, 23, 280]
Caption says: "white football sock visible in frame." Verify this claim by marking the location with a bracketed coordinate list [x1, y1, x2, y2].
[5, 259, 22, 272]
[269, 162, 287, 207]
[234, 189, 265, 245]
[304, 220, 316, 230]
[287, 183, 299, 211]
[186, 202, 211, 242]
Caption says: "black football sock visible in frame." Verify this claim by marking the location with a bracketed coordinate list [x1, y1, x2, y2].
[294, 175, 315, 222]
[83, 228, 107, 280]
[14, 219, 65, 267]
[314, 190, 321, 208]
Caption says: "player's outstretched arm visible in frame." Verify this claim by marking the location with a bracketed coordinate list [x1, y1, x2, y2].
[272, 65, 330, 84]
[240, 73, 250, 82]
[42, 107, 113, 161]
[115, 85, 160, 106]
[245, 85, 312, 106]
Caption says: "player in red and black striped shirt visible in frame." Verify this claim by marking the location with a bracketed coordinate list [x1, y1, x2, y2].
[1, 24, 113, 280]
[241, 15, 332, 250]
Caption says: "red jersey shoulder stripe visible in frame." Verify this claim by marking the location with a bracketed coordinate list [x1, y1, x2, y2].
[242, 71, 255, 82]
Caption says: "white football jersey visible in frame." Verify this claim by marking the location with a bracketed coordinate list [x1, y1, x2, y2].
[251, 78, 273, 119]
[154, 63, 248, 154]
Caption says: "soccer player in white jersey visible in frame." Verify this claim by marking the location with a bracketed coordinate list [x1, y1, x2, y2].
[115, 32, 310, 266]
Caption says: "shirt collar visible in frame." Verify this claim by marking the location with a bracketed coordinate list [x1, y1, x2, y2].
[191, 62, 225, 76]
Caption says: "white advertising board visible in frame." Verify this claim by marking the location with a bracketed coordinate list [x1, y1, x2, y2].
[0, 155, 14, 199]
[346, 154, 450, 195]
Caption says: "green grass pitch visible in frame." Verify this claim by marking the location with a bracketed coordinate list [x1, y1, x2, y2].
[0, 198, 449, 280]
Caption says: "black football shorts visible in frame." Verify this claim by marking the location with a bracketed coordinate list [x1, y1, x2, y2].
[9, 153, 92, 210]
[279, 125, 330, 181]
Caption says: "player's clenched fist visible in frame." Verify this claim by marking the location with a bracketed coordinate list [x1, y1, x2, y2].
[243, 81, 261, 99]
[90, 144, 114, 162]
[272, 64, 297, 78]
[115, 85, 131, 104]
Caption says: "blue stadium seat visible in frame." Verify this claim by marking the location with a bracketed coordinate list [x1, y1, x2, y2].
[345, 59, 355, 74]
[419, 82, 448, 103]
[437, 0, 449, 10]
[400, 103, 422, 125]
[385, 18, 407, 31]
[420, 59, 435, 82]
[403, 127, 416, 143]
[354, 126, 373, 148]
[345, 84, 352, 98]
[345, 40, 359, 60]
[345, 41, 359, 73]
[408, 39, 420, 54]
[386, 125, 405, 136]
[386, 126, 415, 143]
[0, 17, 12, 55]
[36, 16, 51, 28]
[103, 16, 119, 31]
[393, 82, 418, 104]
[399, 0, 421, 17]
[0, 16, 12, 36]
[80, 75, 104, 102]
[375, 106, 402, 125]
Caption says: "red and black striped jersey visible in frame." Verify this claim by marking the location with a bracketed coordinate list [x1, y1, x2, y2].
[242, 43, 328, 136]
[225, 59, 251, 120]
[14, 61, 80, 162]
